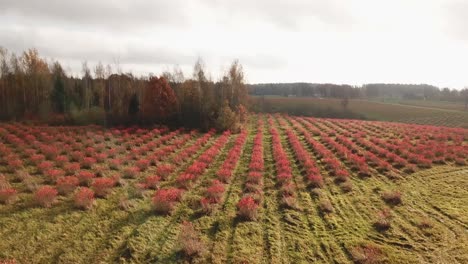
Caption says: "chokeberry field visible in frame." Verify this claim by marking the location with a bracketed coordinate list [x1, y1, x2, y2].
[0, 114, 467, 263]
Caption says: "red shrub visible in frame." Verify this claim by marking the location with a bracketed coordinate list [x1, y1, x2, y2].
[55, 155, 69, 167]
[177, 173, 196, 189]
[74, 187, 95, 210]
[136, 159, 150, 171]
[205, 180, 225, 202]
[217, 168, 232, 183]
[200, 197, 218, 214]
[77, 171, 95, 185]
[45, 169, 65, 183]
[95, 153, 107, 163]
[7, 159, 23, 172]
[156, 164, 174, 178]
[30, 154, 45, 165]
[56, 176, 80, 195]
[307, 174, 324, 188]
[109, 159, 122, 170]
[247, 171, 263, 184]
[152, 188, 183, 214]
[37, 161, 54, 174]
[0, 188, 17, 204]
[144, 175, 161, 189]
[92, 178, 116, 197]
[71, 151, 85, 162]
[335, 169, 350, 182]
[123, 167, 140, 178]
[237, 196, 259, 221]
[350, 243, 385, 264]
[82, 157, 96, 169]
[34, 186, 58, 207]
[64, 162, 81, 175]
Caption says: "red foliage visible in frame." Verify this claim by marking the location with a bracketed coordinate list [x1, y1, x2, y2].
[37, 161, 54, 174]
[136, 159, 150, 171]
[92, 178, 115, 197]
[45, 169, 65, 183]
[34, 186, 58, 207]
[152, 188, 183, 214]
[237, 195, 259, 221]
[74, 187, 95, 210]
[77, 171, 95, 185]
[0, 188, 17, 204]
[156, 164, 174, 178]
[144, 175, 161, 190]
[205, 180, 225, 203]
[141, 77, 178, 122]
[56, 176, 80, 194]
[64, 162, 81, 175]
[123, 166, 140, 178]
[82, 157, 96, 169]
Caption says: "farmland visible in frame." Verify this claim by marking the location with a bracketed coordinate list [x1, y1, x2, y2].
[0, 114, 467, 263]
[253, 97, 468, 128]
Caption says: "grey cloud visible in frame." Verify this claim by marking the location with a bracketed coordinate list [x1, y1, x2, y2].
[207, 0, 355, 29]
[0, 0, 189, 30]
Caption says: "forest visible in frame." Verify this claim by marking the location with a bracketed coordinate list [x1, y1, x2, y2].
[0, 48, 248, 131]
[249, 83, 468, 104]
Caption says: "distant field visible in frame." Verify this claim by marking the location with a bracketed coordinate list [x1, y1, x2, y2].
[379, 99, 466, 112]
[252, 97, 468, 128]
[0, 115, 467, 263]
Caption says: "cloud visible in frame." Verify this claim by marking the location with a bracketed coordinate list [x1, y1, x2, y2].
[0, 0, 189, 30]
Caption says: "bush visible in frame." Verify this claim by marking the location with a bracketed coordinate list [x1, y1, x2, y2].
[0, 188, 17, 204]
[340, 180, 353, 193]
[307, 174, 324, 188]
[350, 243, 385, 264]
[77, 171, 95, 185]
[144, 175, 161, 190]
[381, 191, 402, 205]
[152, 188, 183, 214]
[136, 159, 150, 171]
[237, 196, 259, 221]
[246, 171, 263, 184]
[319, 199, 334, 214]
[109, 159, 122, 170]
[56, 176, 80, 195]
[74, 187, 95, 210]
[64, 162, 81, 175]
[81, 157, 96, 169]
[156, 164, 174, 178]
[55, 155, 69, 167]
[34, 186, 58, 207]
[374, 208, 393, 231]
[200, 197, 218, 214]
[205, 180, 225, 203]
[123, 166, 140, 178]
[45, 169, 65, 183]
[7, 159, 23, 172]
[92, 178, 115, 198]
[177, 221, 205, 258]
[37, 161, 54, 174]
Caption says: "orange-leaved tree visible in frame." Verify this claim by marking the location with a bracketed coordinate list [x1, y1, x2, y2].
[141, 76, 178, 123]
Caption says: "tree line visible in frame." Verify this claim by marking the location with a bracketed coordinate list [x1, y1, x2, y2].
[0, 47, 248, 131]
[249, 83, 468, 105]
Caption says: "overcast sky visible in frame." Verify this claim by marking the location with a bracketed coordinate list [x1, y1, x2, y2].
[1, 0, 467, 88]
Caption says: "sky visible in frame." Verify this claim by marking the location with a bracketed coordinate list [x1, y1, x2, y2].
[0, 0, 467, 89]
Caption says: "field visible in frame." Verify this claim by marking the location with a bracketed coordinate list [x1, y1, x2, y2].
[0, 115, 467, 263]
[254, 97, 468, 128]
